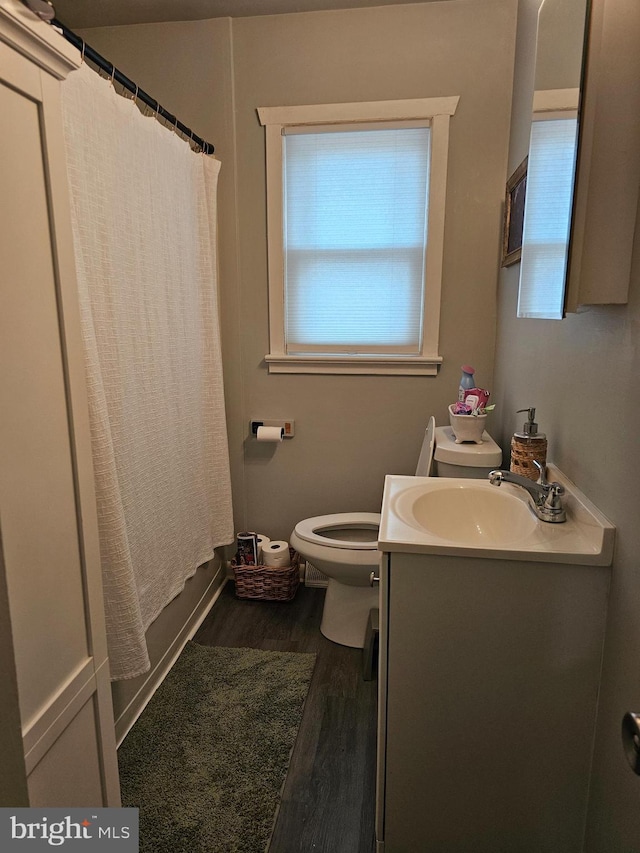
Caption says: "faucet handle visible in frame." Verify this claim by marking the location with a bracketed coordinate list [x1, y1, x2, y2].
[547, 481, 565, 498]
[544, 483, 565, 518]
[531, 459, 564, 496]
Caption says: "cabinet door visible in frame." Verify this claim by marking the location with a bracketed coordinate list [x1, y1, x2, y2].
[380, 550, 608, 853]
[0, 5, 119, 807]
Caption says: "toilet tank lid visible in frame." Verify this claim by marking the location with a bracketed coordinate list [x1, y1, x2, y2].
[434, 426, 502, 467]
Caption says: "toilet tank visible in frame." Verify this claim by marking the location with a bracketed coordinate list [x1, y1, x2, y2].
[433, 426, 502, 479]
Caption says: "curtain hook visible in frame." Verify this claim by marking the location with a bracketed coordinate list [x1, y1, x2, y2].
[109, 64, 115, 87]
[130, 83, 138, 103]
[80, 39, 85, 64]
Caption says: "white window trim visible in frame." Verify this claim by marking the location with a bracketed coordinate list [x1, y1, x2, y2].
[532, 87, 579, 114]
[257, 97, 459, 375]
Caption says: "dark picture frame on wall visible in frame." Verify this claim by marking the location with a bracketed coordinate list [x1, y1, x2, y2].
[502, 156, 528, 267]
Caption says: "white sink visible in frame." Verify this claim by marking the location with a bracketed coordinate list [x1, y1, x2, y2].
[397, 480, 537, 546]
[379, 467, 615, 565]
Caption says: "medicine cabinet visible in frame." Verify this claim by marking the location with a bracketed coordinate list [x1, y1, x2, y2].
[517, 0, 640, 318]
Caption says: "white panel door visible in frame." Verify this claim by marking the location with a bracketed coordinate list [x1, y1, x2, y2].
[0, 1, 119, 807]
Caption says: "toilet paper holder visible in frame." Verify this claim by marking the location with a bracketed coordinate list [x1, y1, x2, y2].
[250, 419, 295, 438]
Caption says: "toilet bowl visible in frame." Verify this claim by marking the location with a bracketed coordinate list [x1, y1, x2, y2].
[290, 513, 381, 648]
[291, 418, 502, 648]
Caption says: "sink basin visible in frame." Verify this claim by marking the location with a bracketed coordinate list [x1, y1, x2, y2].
[398, 481, 537, 545]
[379, 469, 615, 565]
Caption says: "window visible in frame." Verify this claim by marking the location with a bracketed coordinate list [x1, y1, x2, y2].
[284, 125, 429, 354]
[258, 98, 459, 374]
[517, 90, 579, 319]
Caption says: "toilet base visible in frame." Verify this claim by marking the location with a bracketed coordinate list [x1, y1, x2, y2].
[320, 578, 380, 648]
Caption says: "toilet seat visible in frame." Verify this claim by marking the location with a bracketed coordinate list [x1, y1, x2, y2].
[415, 416, 436, 476]
[293, 512, 381, 550]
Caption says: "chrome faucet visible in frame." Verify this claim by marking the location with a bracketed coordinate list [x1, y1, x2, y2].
[488, 460, 566, 523]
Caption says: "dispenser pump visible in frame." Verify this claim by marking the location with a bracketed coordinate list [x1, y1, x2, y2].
[515, 407, 545, 438]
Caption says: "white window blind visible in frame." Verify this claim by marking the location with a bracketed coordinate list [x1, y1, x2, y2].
[283, 126, 431, 354]
[517, 116, 578, 319]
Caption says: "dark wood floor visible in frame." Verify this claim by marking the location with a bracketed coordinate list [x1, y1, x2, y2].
[194, 582, 378, 853]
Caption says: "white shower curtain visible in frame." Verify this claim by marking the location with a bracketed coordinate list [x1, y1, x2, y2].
[61, 64, 234, 680]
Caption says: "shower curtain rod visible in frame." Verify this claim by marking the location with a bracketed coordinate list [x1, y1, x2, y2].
[50, 18, 215, 155]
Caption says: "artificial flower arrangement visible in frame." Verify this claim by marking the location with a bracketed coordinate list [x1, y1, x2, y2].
[452, 386, 495, 416]
[451, 400, 496, 417]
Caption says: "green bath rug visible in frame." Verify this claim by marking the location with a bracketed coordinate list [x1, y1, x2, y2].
[118, 642, 316, 852]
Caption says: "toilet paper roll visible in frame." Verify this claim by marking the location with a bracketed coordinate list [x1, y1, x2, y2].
[257, 425, 284, 442]
[255, 534, 271, 562]
[262, 540, 291, 567]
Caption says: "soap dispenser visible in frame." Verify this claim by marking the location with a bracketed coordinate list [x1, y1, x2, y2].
[510, 407, 547, 481]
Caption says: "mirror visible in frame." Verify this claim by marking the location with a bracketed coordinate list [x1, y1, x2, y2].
[516, 0, 590, 319]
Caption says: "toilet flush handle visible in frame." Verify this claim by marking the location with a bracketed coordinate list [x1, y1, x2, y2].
[369, 572, 380, 587]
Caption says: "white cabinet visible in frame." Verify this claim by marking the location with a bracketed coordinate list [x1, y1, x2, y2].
[0, 0, 119, 806]
[376, 549, 610, 852]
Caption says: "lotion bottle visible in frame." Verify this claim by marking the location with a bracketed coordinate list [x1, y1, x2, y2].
[510, 407, 547, 481]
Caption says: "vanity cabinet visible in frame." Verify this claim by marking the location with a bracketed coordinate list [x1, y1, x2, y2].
[376, 549, 610, 852]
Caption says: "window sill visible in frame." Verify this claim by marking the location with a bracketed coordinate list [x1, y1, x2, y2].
[265, 354, 443, 375]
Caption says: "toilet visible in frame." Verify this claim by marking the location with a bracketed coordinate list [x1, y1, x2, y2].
[290, 418, 502, 648]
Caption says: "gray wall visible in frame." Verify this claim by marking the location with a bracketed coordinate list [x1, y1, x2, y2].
[87, 0, 518, 542]
[494, 0, 640, 848]
[81, 0, 640, 846]
[230, 0, 516, 540]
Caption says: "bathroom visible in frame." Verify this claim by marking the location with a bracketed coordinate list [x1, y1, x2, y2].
[1, 0, 639, 849]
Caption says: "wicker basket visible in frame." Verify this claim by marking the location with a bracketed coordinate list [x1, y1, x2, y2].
[232, 549, 300, 601]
